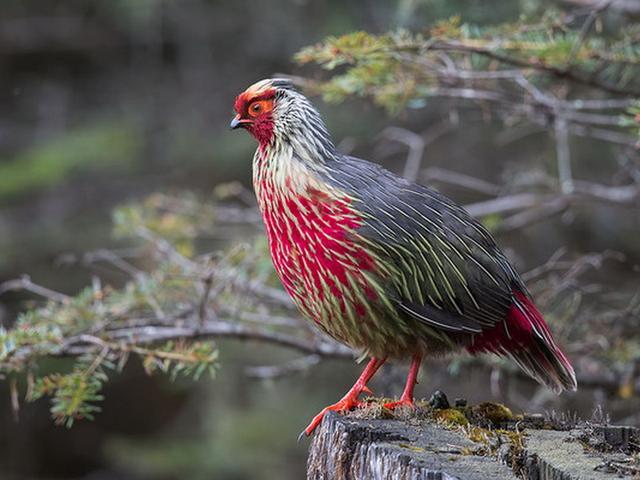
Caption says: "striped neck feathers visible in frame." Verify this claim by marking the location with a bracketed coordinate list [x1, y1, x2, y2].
[252, 89, 347, 207]
[269, 89, 339, 164]
[253, 144, 334, 205]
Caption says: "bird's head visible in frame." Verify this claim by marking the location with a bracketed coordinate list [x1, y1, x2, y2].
[231, 78, 335, 157]
[231, 78, 295, 148]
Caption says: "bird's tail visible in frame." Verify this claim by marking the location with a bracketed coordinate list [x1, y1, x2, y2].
[508, 291, 577, 393]
[468, 290, 577, 393]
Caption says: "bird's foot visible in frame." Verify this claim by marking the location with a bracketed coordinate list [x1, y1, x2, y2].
[301, 394, 365, 438]
[383, 397, 416, 410]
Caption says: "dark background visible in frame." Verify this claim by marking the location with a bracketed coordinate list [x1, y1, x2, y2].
[0, 1, 638, 479]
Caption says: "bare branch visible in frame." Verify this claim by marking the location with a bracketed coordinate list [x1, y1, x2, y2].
[568, 123, 639, 148]
[75, 317, 352, 359]
[0, 275, 70, 303]
[568, 0, 614, 65]
[245, 354, 322, 379]
[424, 167, 502, 196]
[555, 116, 574, 194]
[498, 197, 570, 232]
[464, 193, 549, 217]
[428, 40, 640, 96]
[562, 0, 640, 16]
[566, 98, 636, 110]
[382, 127, 426, 182]
[521, 247, 570, 282]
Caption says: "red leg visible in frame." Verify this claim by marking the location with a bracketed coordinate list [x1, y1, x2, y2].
[302, 357, 386, 436]
[384, 354, 422, 410]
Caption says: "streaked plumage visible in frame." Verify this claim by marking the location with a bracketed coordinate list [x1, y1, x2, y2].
[231, 78, 576, 435]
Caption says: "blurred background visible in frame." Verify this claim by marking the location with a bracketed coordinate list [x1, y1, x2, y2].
[0, 1, 638, 479]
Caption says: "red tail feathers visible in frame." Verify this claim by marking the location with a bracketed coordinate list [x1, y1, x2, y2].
[467, 290, 577, 393]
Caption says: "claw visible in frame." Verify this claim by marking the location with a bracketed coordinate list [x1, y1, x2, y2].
[362, 385, 374, 396]
[384, 354, 421, 411]
[302, 395, 363, 437]
[301, 357, 386, 438]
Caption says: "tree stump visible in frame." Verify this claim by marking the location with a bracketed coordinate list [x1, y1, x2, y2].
[307, 408, 639, 480]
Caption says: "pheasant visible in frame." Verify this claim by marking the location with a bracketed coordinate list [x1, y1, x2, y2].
[231, 78, 576, 436]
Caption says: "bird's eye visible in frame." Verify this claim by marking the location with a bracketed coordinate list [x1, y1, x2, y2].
[248, 101, 263, 117]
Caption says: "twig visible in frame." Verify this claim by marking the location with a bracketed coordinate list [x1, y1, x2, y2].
[522, 247, 569, 281]
[382, 127, 426, 182]
[462, 178, 640, 220]
[3, 317, 354, 363]
[568, 123, 639, 148]
[498, 197, 570, 231]
[562, 0, 640, 16]
[0, 275, 70, 303]
[424, 167, 502, 195]
[555, 116, 574, 194]
[566, 98, 636, 110]
[428, 39, 640, 96]
[568, 0, 614, 65]
[572, 179, 640, 203]
[245, 354, 322, 379]
[464, 193, 549, 217]
[198, 265, 215, 326]
[82, 249, 145, 278]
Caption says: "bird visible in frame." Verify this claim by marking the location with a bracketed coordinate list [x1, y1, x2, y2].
[230, 78, 577, 437]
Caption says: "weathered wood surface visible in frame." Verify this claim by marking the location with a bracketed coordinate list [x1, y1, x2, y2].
[525, 429, 626, 479]
[307, 411, 518, 479]
[307, 410, 639, 480]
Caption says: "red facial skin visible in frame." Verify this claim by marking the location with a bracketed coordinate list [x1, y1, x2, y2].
[233, 88, 276, 149]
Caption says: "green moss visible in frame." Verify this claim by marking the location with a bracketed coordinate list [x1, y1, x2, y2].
[435, 408, 469, 427]
[470, 402, 514, 424]
[467, 426, 490, 444]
